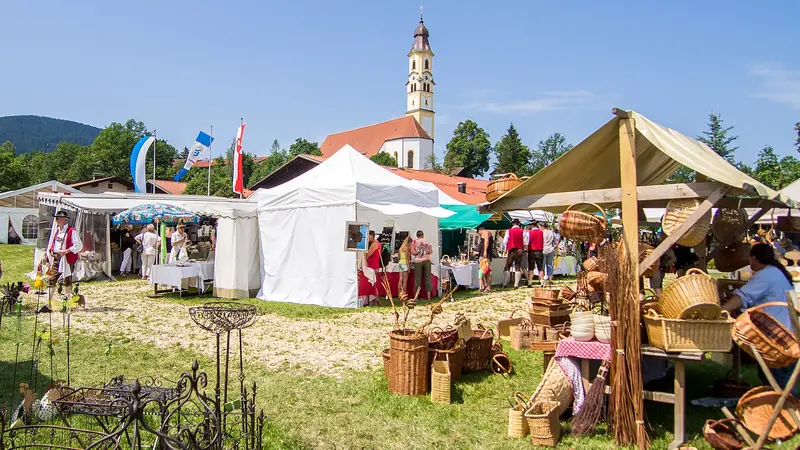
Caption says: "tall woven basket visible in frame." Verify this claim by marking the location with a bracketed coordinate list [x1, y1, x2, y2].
[428, 344, 465, 382]
[524, 399, 561, 447]
[430, 358, 451, 404]
[558, 202, 607, 243]
[508, 392, 531, 438]
[382, 348, 392, 390]
[662, 198, 711, 247]
[486, 173, 525, 202]
[658, 268, 720, 319]
[389, 329, 429, 396]
[463, 327, 494, 373]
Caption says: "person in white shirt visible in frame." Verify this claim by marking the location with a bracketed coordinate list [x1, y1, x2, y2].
[136, 224, 161, 279]
[170, 223, 190, 262]
[44, 211, 83, 301]
[541, 223, 558, 282]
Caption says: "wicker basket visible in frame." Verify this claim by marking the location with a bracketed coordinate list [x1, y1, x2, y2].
[388, 329, 429, 396]
[662, 198, 712, 247]
[639, 243, 659, 278]
[643, 310, 733, 352]
[736, 386, 800, 441]
[560, 285, 576, 301]
[703, 418, 743, 450]
[428, 326, 458, 350]
[463, 326, 494, 373]
[497, 308, 527, 341]
[511, 319, 538, 350]
[430, 358, 451, 404]
[658, 268, 720, 319]
[533, 284, 561, 300]
[508, 392, 531, 438]
[486, 173, 525, 202]
[712, 208, 747, 241]
[714, 242, 751, 273]
[382, 348, 391, 387]
[582, 256, 599, 272]
[558, 202, 607, 243]
[732, 302, 800, 368]
[524, 399, 561, 447]
[529, 304, 571, 328]
[530, 359, 573, 417]
[586, 271, 607, 292]
[428, 344, 465, 382]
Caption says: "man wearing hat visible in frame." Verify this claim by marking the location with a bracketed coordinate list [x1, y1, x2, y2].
[503, 218, 525, 288]
[46, 211, 83, 301]
[777, 238, 798, 257]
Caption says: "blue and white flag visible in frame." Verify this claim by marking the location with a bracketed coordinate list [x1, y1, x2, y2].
[130, 135, 155, 193]
[174, 131, 214, 181]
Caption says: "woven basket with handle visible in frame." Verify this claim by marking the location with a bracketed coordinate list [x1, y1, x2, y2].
[732, 301, 800, 368]
[736, 386, 800, 441]
[639, 242, 659, 278]
[524, 395, 561, 447]
[644, 309, 733, 352]
[511, 319, 538, 350]
[497, 308, 527, 341]
[427, 343, 465, 383]
[486, 173, 526, 202]
[558, 202, 607, 243]
[533, 282, 560, 300]
[658, 268, 720, 319]
[703, 418, 743, 450]
[463, 326, 494, 373]
[662, 198, 712, 247]
[430, 356, 451, 404]
[714, 241, 751, 273]
[388, 329, 429, 396]
[508, 392, 531, 438]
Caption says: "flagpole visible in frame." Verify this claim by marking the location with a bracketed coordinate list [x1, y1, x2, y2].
[239, 118, 244, 199]
[207, 125, 213, 196]
[152, 130, 157, 194]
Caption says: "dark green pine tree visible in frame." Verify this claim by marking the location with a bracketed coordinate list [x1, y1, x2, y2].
[697, 113, 739, 163]
[492, 123, 531, 176]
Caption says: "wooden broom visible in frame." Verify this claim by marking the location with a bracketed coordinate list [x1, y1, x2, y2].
[571, 361, 610, 436]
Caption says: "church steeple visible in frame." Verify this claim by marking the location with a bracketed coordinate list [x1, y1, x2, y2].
[406, 11, 435, 142]
[412, 12, 431, 52]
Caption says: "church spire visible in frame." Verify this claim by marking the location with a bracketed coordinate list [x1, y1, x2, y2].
[412, 8, 431, 52]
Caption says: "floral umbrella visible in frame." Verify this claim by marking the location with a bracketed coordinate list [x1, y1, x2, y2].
[111, 203, 199, 225]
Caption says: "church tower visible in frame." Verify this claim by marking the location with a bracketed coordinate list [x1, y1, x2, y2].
[406, 12, 435, 141]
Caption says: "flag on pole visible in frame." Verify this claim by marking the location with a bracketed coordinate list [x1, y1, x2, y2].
[233, 123, 246, 195]
[130, 135, 155, 193]
[174, 131, 215, 181]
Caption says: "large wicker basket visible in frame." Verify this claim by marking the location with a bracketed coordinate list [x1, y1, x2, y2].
[736, 386, 800, 441]
[658, 268, 720, 319]
[558, 202, 607, 243]
[382, 348, 392, 388]
[388, 329, 429, 396]
[639, 242, 659, 278]
[712, 208, 747, 241]
[662, 198, 712, 247]
[732, 302, 800, 368]
[530, 359, 573, 417]
[530, 304, 571, 328]
[486, 173, 525, 202]
[463, 327, 494, 373]
[524, 399, 561, 447]
[533, 284, 560, 300]
[714, 242, 750, 273]
[644, 310, 734, 352]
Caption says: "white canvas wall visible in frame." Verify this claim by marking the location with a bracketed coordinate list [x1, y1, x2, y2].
[214, 216, 262, 299]
[0, 207, 38, 245]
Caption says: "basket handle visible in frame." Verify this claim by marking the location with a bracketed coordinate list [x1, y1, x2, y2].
[645, 308, 660, 319]
[745, 301, 792, 314]
[476, 323, 494, 339]
[641, 288, 658, 302]
[564, 202, 608, 223]
[513, 391, 530, 408]
[509, 308, 526, 320]
[685, 268, 709, 277]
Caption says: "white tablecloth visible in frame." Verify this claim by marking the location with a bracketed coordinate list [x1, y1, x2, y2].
[150, 261, 215, 293]
[441, 264, 476, 288]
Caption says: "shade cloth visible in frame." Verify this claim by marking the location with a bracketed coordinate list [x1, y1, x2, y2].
[440, 205, 493, 230]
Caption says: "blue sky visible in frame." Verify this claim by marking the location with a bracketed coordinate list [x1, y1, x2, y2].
[2, 1, 799, 168]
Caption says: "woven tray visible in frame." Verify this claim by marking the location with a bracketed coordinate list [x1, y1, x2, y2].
[644, 310, 733, 352]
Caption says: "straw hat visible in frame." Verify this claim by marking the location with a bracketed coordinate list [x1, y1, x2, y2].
[780, 238, 793, 248]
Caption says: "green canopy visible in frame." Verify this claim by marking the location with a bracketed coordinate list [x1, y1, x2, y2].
[440, 205, 511, 230]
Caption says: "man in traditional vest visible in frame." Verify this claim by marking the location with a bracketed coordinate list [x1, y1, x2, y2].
[503, 219, 525, 288]
[48, 211, 83, 301]
[527, 221, 545, 287]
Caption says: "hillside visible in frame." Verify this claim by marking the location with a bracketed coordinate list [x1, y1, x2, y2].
[0, 115, 101, 154]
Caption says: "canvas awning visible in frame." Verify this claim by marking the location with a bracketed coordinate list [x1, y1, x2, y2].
[38, 192, 259, 218]
[487, 110, 798, 212]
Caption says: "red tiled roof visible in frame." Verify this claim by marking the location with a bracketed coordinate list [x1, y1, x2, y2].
[320, 116, 432, 158]
[149, 180, 187, 195]
[388, 168, 488, 204]
[70, 176, 134, 189]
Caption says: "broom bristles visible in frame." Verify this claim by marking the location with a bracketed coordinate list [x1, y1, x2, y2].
[571, 361, 610, 436]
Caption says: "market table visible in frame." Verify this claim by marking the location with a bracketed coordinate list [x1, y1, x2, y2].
[440, 263, 478, 289]
[150, 261, 215, 296]
[374, 264, 439, 298]
[554, 338, 703, 450]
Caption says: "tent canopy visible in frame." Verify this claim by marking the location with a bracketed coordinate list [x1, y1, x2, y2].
[0, 180, 79, 208]
[488, 110, 797, 212]
[39, 192, 258, 218]
[440, 205, 493, 230]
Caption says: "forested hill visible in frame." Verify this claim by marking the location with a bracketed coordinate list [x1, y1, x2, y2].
[0, 115, 101, 154]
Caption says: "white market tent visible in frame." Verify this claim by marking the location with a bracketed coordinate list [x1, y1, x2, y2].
[0, 181, 79, 244]
[255, 145, 454, 308]
[37, 191, 261, 299]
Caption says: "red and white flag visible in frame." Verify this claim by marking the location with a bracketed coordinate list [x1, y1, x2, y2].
[233, 123, 246, 195]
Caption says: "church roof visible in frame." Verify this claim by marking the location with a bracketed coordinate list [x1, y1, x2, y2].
[319, 116, 432, 158]
[412, 16, 431, 52]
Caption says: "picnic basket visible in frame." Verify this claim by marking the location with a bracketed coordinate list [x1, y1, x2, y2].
[388, 329, 429, 396]
[712, 208, 747, 241]
[530, 359, 573, 417]
[508, 392, 531, 438]
[643, 309, 734, 352]
[558, 202, 607, 243]
[511, 319, 538, 350]
[714, 241, 750, 273]
[703, 418, 743, 450]
[486, 173, 526, 202]
[658, 268, 720, 320]
[430, 357, 451, 404]
[463, 326, 494, 373]
[736, 386, 800, 441]
[732, 302, 800, 368]
[428, 343, 465, 382]
[524, 396, 561, 447]
[662, 198, 712, 247]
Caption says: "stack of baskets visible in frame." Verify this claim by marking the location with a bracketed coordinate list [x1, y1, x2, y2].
[529, 285, 571, 329]
[645, 268, 734, 352]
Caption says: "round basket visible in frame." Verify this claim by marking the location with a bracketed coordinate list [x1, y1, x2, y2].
[486, 174, 524, 202]
[703, 418, 743, 450]
[662, 198, 712, 247]
[582, 256, 600, 272]
[712, 208, 747, 241]
[714, 242, 751, 273]
[388, 329, 429, 396]
[639, 242, 659, 278]
[558, 203, 607, 243]
[736, 386, 800, 441]
[732, 302, 800, 368]
[658, 268, 720, 319]
[586, 271, 607, 292]
[428, 326, 458, 351]
[463, 326, 494, 373]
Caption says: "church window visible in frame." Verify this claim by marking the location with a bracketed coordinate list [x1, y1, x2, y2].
[394, 152, 399, 164]
[424, 59, 429, 70]
[407, 150, 414, 168]
[412, 60, 416, 70]
[425, 100, 428, 106]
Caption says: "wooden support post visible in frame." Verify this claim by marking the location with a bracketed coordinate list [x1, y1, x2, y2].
[637, 188, 727, 276]
[619, 116, 639, 263]
[721, 406, 757, 448]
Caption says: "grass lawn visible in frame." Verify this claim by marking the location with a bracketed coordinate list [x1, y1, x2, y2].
[0, 243, 34, 282]
[0, 244, 797, 449]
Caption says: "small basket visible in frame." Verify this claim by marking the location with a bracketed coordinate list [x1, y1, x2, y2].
[712, 208, 747, 241]
[388, 329, 429, 396]
[714, 242, 750, 273]
[558, 202, 607, 243]
[532, 284, 560, 300]
[586, 271, 607, 292]
[508, 392, 531, 438]
[560, 285, 576, 301]
[463, 326, 494, 373]
[658, 268, 720, 319]
[524, 398, 561, 447]
[582, 256, 599, 272]
[486, 173, 525, 202]
[703, 418, 743, 450]
[732, 302, 800, 368]
[644, 309, 734, 352]
[430, 357, 451, 404]
[497, 308, 527, 341]
[662, 198, 712, 247]
[428, 326, 458, 350]
[529, 304, 571, 328]
[736, 386, 800, 441]
[511, 319, 538, 350]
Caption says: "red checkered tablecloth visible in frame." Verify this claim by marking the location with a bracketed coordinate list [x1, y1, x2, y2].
[555, 337, 611, 361]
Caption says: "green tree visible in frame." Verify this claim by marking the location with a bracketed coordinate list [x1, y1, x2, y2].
[249, 139, 290, 187]
[184, 157, 236, 197]
[492, 123, 530, 176]
[370, 151, 398, 167]
[697, 113, 738, 163]
[795, 122, 800, 153]
[530, 132, 572, 175]
[0, 141, 31, 192]
[668, 166, 696, 183]
[444, 120, 492, 178]
[288, 138, 321, 157]
[751, 146, 800, 190]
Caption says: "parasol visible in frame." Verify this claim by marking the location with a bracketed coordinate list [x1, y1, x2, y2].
[111, 203, 199, 226]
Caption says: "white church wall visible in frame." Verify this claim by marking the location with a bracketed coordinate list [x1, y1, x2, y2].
[379, 138, 433, 170]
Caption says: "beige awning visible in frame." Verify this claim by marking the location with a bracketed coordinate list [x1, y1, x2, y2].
[488, 110, 798, 211]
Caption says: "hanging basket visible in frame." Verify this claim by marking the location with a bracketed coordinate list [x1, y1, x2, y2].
[712, 208, 747, 241]
[582, 256, 601, 272]
[639, 242, 659, 278]
[388, 329, 429, 396]
[732, 302, 800, 368]
[463, 326, 494, 373]
[714, 242, 751, 273]
[586, 271, 607, 292]
[662, 198, 712, 247]
[486, 173, 525, 202]
[558, 203, 607, 243]
[658, 268, 720, 320]
[736, 386, 800, 441]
